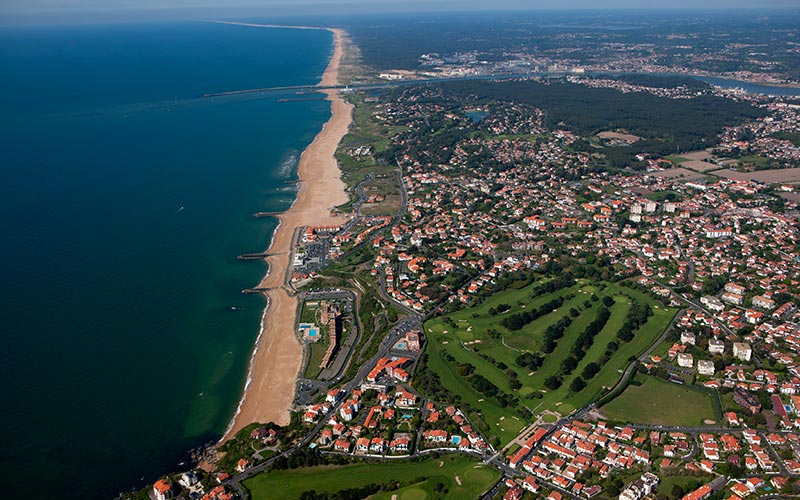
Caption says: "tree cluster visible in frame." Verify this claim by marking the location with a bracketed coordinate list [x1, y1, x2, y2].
[500, 296, 564, 331]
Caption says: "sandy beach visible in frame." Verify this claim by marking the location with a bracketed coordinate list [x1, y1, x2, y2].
[222, 27, 352, 440]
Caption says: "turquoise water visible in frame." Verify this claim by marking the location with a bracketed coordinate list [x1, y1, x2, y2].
[0, 21, 332, 499]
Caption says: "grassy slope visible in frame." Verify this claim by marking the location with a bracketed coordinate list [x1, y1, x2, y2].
[423, 280, 677, 444]
[600, 375, 716, 427]
[242, 455, 500, 500]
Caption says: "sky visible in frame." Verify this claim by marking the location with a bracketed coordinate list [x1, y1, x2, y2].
[2, 0, 799, 24]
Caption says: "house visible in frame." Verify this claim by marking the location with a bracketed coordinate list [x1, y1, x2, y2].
[620, 473, 659, 500]
[235, 458, 250, 473]
[522, 476, 540, 493]
[250, 426, 278, 445]
[202, 485, 235, 500]
[681, 331, 696, 345]
[745, 477, 763, 492]
[503, 484, 524, 500]
[390, 437, 410, 453]
[721, 292, 744, 305]
[733, 343, 752, 362]
[701, 296, 725, 312]
[744, 310, 763, 324]
[334, 439, 351, 452]
[370, 437, 386, 454]
[698, 360, 715, 376]
[734, 387, 761, 414]
[153, 479, 173, 500]
[725, 283, 746, 295]
[395, 386, 418, 407]
[355, 437, 371, 453]
[730, 482, 751, 498]
[179, 471, 199, 489]
[682, 484, 713, 500]
[318, 429, 333, 445]
[752, 295, 775, 310]
[326, 389, 344, 403]
[423, 429, 448, 443]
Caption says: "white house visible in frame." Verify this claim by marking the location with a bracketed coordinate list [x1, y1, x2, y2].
[698, 360, 715, 376]
[733, 343, 752, 362]
[709, 338, 725, 355]
[677, 353, 694, 368]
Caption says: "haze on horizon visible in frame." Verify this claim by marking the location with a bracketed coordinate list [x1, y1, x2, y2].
[2, 0, 800, 25]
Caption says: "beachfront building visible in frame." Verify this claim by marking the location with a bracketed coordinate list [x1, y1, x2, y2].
[153, 479, 173, 500]
[299, 322, 322, 343]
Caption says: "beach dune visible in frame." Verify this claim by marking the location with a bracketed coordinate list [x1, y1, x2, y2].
[222, 27, 351, 440]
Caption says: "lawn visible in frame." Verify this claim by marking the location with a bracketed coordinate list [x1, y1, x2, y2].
[600, 375, 716, 427]
[241, 455, 500, 500]
[657, 475, 713, 497]
[665, 155, 690, 164]
[303, 341, 327, 379]
[423, 280, 677, 445]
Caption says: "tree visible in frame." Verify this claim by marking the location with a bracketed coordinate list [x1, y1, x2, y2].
[570, 377, 587, 392]
[544, 376, 562, 390]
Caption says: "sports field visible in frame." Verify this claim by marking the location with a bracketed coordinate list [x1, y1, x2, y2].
[423, 280, 676, 444]
[241, 455, 500, 500]
[600, 375, 716, 426]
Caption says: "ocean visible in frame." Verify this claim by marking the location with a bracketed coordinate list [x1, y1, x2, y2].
[0, 21, 332, 499]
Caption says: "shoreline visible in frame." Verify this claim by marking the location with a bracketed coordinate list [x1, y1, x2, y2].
[221, 25, 352, 442]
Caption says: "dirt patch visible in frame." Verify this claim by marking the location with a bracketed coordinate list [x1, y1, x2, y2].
[680, 150, 714, 161]
[651, 167, 707, 181]
[715, 167, 800, 184]
[597, 131, 640, 142]
[682, 159, 721, 172]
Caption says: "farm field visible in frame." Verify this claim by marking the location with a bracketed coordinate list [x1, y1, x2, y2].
[423, 279, 677, 445]
[715, 166, 800, 183]
[600, 375, 716, 427]
[241, 455, 500, 500]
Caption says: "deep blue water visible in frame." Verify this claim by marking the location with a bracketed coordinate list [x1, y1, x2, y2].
[0, 21, 331, 499]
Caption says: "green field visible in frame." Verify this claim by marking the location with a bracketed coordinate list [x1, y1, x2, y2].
[241, 455, 500, 500]
[335, 96, 407, 194]
[664, 155, 690, 164]
[600, 375, 716, 426]
[423, 280, 677, 444]
[656, 475, 714, 497]
[304, 341, 327, 379]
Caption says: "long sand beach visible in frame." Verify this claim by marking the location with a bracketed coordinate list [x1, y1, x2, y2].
[222, 25, 352, 440]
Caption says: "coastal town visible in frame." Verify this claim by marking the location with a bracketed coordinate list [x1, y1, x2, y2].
[121, 20, 800, 500]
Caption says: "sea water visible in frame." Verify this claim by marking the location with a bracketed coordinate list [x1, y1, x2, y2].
[0, 21, 331, 499]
